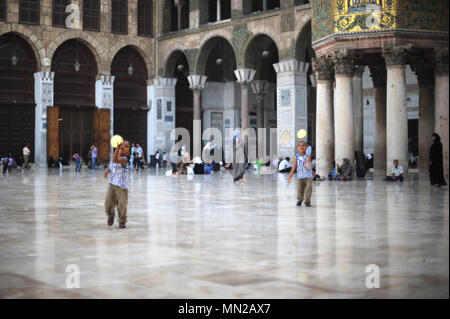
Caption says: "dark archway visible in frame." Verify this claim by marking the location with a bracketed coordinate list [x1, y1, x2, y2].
[198, 37, 236, 81]
[295, 21, 316, 153]
[52, 39, 98, 160]
[0, 32, 37, 160]
[112, 46, 148, 156]
[166, 50, 193, 151]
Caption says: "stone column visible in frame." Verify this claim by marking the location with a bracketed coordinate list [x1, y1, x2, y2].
[273, 60, 309, 159]
[188, 75, 207, 159]
[263, 0, 268, 11]
[353, 65, 364, 153]
[433, 47, 449, 180]
[312, 56, 334, 178]
[174, 0, 184, 31]
[146, 79, 156, 158]
[411, 61, 435, 173]
[95, 74, 115, 160]
[34, 71, 54, 166]
[217, 0, 221, 21]
[153, 77, 177, 151]
[369, 64, 387, 175]
[234, 69, 256, 131]
[382, 45, 409, 175]
[251, 81, 266, 130]
[331, 50, 355, 165]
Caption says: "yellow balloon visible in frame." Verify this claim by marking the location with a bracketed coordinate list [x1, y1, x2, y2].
[297, 129, 307, 139]
[111, 135, 123, 148]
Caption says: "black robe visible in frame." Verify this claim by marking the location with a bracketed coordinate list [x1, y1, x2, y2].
[429, 138, 447, 186]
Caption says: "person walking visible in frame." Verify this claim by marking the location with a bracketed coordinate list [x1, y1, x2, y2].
[91, 145, 98, 169]
[429, 133, 447, 187]
[22, 144, 31, 170]
[288, 141, 313, 207]
[232, 130, 246, 183]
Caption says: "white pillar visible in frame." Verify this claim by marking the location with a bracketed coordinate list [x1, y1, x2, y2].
[153, 77, 177, 151]
[312, 56, 334, 178]
[331, 50, 355, 164]
[273, 60, 309, 159]
[383, 46, 409, 175]
[188, 75, 207, 159]
[369, 64, 387, 175]
[95, 75, 115, 158]
[147, 79, 156, 158]
[433, 47, 449, 180]
[353, 66, 364, 153]
[217, 0, 221, 21]
[34, 71, 54, 166]
[250, 80, 266, 130]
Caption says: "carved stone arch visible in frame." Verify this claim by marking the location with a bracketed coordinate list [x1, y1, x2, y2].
[109, 40, 153, 79]
[47, 30, 106, 73]
[164, 49, 190, 77]
[0, 26, 44, 70]
[195, 34, 237, 76]
[242, 32, 280, 69]
[295, 19, 315, 62]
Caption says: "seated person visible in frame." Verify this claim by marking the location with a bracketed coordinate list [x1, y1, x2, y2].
[384, 159, 404, 182]
[334, 158, 353, 181]
[278, 157, 292, 173]
[327, 162, 336, 180]
[272, 156, 280, 168]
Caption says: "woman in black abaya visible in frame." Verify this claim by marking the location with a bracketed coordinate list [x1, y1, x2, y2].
[429, 133, 447, 187]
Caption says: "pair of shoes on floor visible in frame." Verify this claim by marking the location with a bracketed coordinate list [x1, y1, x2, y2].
[107, 218, 126, 228]
[296, 201, 311, 207]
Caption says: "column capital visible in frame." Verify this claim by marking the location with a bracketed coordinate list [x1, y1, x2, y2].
[433, 47, 449, 75]
[311, 56, 334, 81]
[250, 80, 266, 96]
[234, 68, 256, 85]
[273, 59, 309, 73]
[330, 49, 355, 76]
[354, 65, 365, 77]
[411, 61, 435, 85]
[154, 77, 178, 87]
[34, 71, 55, 82]
[96, 74, 115, 86]
[187, 74, 207, 90]
[368, 64, 387, 87]
[382, 44, 411, 67]
[173, 0, 185, 8]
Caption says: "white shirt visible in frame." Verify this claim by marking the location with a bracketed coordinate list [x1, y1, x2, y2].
[391, 165, 404, 176]
[23, 147, 30, 156]
[272, 158, 279, 167]
[278, 159, 292, 171]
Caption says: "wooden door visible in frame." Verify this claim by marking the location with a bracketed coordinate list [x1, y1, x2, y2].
[59, 107, 93, 160]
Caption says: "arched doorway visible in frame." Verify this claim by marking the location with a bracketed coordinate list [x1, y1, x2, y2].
[0, 33, 37, 160]
[244, 34, 279, 155]
[52, 39, 98, 161]
[165, 50, 193, 151]
[196, 37, 237, 157]
[295, 21, 316, 154]
[111, 46, 148, 157]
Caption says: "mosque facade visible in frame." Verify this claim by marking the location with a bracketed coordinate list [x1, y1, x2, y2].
[0, 0, 448, 178]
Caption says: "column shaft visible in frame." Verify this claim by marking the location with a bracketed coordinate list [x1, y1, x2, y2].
[217, 0, 221, 21]
[316, 80, 334, 177]
[418, 84, 434, 171]
[241, 84, 249, 131]
[434, 73, 449, 180]
[386, 66, 408, 174]
[352, 67, 364, 152]
[373, 86, 387, 174]
[334, 75, 355, 163]
[256, 95, 264, 130]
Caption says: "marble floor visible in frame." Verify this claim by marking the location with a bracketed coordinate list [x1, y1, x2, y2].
[0, 165, 448, 299]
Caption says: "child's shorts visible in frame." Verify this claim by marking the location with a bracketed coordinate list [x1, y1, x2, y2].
[171, 162, 178, 173]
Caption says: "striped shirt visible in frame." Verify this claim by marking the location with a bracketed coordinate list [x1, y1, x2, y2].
[109, 157, 128, 189]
